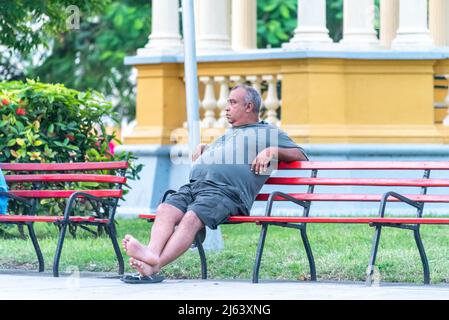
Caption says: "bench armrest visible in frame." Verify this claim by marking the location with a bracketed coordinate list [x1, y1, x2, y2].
[62, 191, 117, 221]
[264, 191, 310, 217]
[378, 191, 422, 218]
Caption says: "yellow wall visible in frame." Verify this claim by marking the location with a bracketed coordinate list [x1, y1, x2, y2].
[125, 58, 449, 144]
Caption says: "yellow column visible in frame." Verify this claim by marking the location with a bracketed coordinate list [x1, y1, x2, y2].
[123, 63, 186, 144]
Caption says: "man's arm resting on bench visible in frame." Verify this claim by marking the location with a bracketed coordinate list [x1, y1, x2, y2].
[251, 147, 308, 174]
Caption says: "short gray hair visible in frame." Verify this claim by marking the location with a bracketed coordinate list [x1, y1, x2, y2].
[231, 84, 262, 114]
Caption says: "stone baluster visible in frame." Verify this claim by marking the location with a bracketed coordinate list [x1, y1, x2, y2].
[229, 75, 245, 87]
[214, 76, 230, 128]
[442, 75, 449, 126]
[277, 74, 283, 125]
[246, 75, 264, 119]
[263, 75, 280, 126]
[200, 76, 217, 128]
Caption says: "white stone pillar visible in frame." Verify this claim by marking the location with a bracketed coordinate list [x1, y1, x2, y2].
[392, 0, 434, 49]
[340, 0, 379, 48]
[197, 0, 232, 52]
[283, 0, 333, 50]
[137, 0, 183, 55]
[231, 0, 257, 51]
[429, 0, 449, 47]
[380, 0, 399, 48]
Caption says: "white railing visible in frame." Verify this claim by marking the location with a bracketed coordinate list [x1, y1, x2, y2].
[137, 0, 448, 55]
[186, 74, 282, 130]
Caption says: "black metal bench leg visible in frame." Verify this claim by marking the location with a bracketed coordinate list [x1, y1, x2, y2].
[300, 226, 316, 281]
[53, 222, 68, 277]
[413, 228, 430, 284]
[366, 225, 382, 286]
[107, 223, 124, 275]
[26, 223, 44, 272]
[195, 234, 208, 280]
[252, 224, 268, 284]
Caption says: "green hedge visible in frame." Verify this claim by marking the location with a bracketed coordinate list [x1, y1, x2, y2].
[0, 80, 142, 217]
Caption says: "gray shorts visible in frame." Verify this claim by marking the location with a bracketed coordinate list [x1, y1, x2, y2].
[163, 180, 246, 229]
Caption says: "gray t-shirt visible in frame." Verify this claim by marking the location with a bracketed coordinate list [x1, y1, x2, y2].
[189, 121, 307, 214]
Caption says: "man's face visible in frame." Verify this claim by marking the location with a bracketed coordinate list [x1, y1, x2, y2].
[225, 87, 248, 127]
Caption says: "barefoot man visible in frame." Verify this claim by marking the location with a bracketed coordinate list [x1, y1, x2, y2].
[122, 85, 308, 280]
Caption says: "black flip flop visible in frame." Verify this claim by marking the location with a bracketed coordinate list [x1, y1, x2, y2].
[121, 273, 165, 284]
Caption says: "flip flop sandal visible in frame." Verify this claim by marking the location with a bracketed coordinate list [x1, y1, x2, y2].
[121, 273, 165, 284]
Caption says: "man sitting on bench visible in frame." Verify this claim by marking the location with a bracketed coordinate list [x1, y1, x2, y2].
[122, 84, 308, 281]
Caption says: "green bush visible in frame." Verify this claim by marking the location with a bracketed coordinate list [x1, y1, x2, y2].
[0, 79, 142, 217]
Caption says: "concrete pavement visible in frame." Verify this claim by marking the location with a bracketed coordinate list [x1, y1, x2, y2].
[1, 270, 449, 300]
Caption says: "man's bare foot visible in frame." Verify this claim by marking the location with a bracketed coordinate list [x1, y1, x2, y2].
[129, 257, 161, 277]
[122, 234, 159, 266]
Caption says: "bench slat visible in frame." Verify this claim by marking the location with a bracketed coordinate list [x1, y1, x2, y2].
[6, 174, 126, 184]
[8, 190, 123, 198]
[266, 177, 449, 187]
[0, 161, 128, 171]
[0, 215, 109, 223]
[278, 161, 449, 170]
[255, 193, 449, 202]
[139, 214, 449, 224]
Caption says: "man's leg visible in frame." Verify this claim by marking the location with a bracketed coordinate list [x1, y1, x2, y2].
[157, 210, 204, 269]
[129, 210, 204, 276]
[123, 203, 184, 265]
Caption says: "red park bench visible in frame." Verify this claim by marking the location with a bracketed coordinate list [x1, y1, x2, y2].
[140, 161, 449, 285]
[0, 161, 128, 277]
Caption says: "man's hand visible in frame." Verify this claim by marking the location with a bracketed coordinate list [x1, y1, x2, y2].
[192, 143, 208, 162]
[251, 147, 308, 175]
[251, 147, 277, 175]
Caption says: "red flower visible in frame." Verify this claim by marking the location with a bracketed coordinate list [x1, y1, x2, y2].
[1, 98, 9, 106]
[16, 108, 26, 116]
[108, 142, 115, 155]
[66, 134, 75, 141]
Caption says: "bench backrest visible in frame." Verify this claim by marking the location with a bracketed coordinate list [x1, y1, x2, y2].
[256, 161, 449, 207]
[0, 161, 128, 199]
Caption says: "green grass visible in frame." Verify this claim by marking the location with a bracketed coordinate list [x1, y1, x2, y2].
[1, 219, 449, 284]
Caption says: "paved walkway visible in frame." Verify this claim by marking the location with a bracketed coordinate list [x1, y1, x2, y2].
[1, 270, 449, 300]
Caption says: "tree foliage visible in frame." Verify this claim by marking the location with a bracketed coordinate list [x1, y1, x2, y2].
[0, 0, 109, 54]
[2, 0, 354, 121]
[28, 0, 151, 120]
